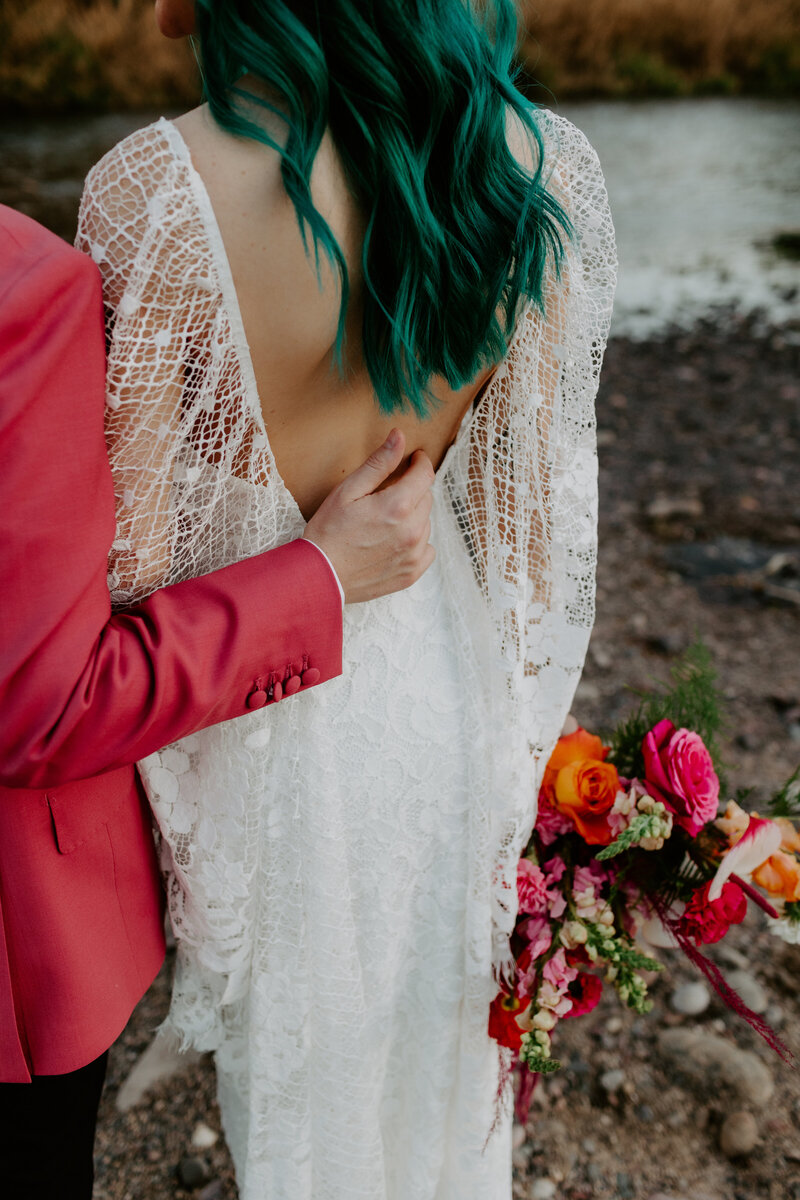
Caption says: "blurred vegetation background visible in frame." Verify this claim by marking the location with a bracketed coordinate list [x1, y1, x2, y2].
[0, 0, 798, 116]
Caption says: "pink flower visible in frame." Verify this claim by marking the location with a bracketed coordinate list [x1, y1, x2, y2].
[542, 947, 579, 994]
[544, 855, 567, 884]
[517, 915, 553, 965]
[540, 855, 568, 917]
[642, 719, 720, 836]
[573, 863, 610, 897]
[517, 860, 549, 915]
[535, 796, 574, 845]
[537, 949, 578, 1017]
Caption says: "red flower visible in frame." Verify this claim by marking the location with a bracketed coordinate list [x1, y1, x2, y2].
[488, 991, 529, 1052]
[679, 879, 747, 946]
[563, 971, 603, 1018]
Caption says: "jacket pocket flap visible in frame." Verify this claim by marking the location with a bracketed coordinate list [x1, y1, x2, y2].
[46, 764, 132, 854]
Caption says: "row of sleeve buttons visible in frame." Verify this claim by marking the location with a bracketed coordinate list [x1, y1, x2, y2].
[246, 667, 321, 710]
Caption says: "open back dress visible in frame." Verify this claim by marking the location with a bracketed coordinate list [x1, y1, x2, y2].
[77, 109, 615, 1200]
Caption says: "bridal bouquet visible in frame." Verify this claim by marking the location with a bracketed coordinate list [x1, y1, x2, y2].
[490, 644, 799, 1103]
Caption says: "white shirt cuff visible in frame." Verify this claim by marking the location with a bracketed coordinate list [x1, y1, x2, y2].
[301, 538, 345, 608]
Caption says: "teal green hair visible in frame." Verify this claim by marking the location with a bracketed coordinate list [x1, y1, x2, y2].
[195, 0, 571, 416]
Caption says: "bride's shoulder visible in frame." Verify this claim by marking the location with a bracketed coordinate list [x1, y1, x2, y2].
[76, 116, 198, 299]
[506, 104, 606, 195]
[82, 117, 183, 208]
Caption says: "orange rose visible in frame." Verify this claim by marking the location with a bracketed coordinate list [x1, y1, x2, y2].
[752, 850, 800, 903]
[554, 759, 621, 846]
[540, 728, 619, 845]
[541, 728, 608, 803]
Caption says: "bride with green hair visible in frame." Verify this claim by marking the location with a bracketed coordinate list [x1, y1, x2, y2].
[78, 0, 616, 1194]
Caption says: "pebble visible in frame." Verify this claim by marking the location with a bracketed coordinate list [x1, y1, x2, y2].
[766, 1003, 785, 1029]
[670, 980, 711, 1015]
[198, 1184, 223, 1200]
[635, 1103, 655, 1123]
[648, 1193, 723, 1200]
[191, 1122, 219, 1150]
[177, 1156, 209, 1189]
[600, 1068, 625, 1094]
[725, 969, 768, 1014]
[581, 1137, 597, 1154]
[512, 1148, 530, 1172]
[715, 943, 748, 970]
[645, 494, 704, 520]
[720, 1110, 759, 1157]
[658, 1027, 774, 1107]
[530, 1181, 557, 1200]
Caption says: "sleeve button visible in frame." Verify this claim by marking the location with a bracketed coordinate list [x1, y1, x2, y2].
[272, 680, 283, 703]
[302, 668, 320, 687]
[246, 689, 267, 709]
[284, 674, 302, 696]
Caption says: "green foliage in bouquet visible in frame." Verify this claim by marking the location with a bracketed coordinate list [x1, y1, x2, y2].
[768, 765, 800, 819]
[584, 923, 662, 1013]
[596, 809, 673, 861]
[606, 641, 726, 786]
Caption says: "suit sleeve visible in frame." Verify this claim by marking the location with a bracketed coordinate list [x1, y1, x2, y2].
[0, 231, 342, 790]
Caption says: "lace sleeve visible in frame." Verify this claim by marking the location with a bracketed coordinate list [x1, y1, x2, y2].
[76, 130, 190, 606]
[441, 112, 616, 973]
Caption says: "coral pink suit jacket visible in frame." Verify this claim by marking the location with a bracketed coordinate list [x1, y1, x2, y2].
[0, 207, 343, 1082]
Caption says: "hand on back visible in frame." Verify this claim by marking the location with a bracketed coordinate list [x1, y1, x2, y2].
[304, 430, 436, 604]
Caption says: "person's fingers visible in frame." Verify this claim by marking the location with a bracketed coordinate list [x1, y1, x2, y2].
[378, 448, 435, 517]
[336, 428, 406, 502]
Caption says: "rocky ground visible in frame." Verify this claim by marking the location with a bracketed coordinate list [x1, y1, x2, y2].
[89, 315, 800, 1199]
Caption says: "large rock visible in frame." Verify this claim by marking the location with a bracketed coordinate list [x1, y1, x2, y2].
[657, 1028, 774, 1107]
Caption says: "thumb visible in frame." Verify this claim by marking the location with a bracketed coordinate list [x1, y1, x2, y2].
[338, 428, 406, 501]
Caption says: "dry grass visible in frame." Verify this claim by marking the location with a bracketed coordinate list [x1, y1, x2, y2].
[0, 0, 197, 114]
[521, 0, 800, 98]
[0, 0, 798, 114]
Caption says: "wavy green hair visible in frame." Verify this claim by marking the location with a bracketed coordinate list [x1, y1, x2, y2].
[195, 0, 570, 416]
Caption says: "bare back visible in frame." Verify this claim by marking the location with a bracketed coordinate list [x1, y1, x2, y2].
[174, 101, 494, 521]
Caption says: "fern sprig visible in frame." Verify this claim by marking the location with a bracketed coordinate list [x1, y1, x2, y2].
[605, 641, 726, 785]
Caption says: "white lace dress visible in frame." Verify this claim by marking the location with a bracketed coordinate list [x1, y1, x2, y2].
[77, 112, 615, 1200]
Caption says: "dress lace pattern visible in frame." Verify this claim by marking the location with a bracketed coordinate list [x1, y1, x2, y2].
[76, 111, 616, 1200]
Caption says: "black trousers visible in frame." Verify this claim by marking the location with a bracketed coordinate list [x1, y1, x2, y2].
[0, 1050, 108, 1199]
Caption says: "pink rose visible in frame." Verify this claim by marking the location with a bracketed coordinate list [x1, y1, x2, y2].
[642, 718, 720, 836]
[517, 860, 549, 915]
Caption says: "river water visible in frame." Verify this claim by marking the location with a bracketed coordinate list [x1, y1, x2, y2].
[1, 97, 798, 338]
